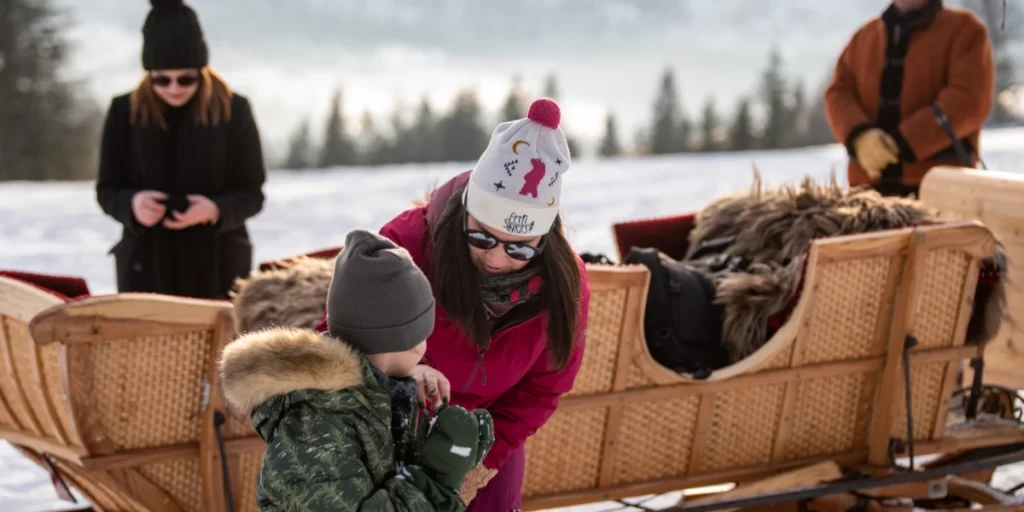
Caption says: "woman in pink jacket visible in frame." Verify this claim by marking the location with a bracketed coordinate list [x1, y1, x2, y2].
[317, 98, 590, 511]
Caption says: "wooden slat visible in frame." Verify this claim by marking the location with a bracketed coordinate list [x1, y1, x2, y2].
[867, 229, 928, 465]
[0, 317, 44, 435]
[522, 449, 868, 511]
[584, 265, 650, 291]
[853, 255, 907, 452]
[31, 293, 232, 346]
[685, 460, 843, 512]
[24, 330, 68, 445]
[560, 345, 978, 412]
[597, 280, 647, 487]
[0, 426, 89, 463]
[687, 394, 717, 474]
[65, 344, 117, 456]
[82, 437, 266, 472]
[200, 309, 234, 512]
[108, 468, 185, 511]
[770, 267, 822, 462]
[933, 257, 983, 440]
[521, 424, 1024, 511]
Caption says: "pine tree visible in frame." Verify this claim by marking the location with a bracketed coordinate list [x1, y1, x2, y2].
[318, 88, 355, 168]
[700, 97, 721, 152]
[387, 105, 409, 164]
[759, 47, 789, 150]
[0, 0, 101, 180]
[355, 109, 378, 165]
[599, 112, 622, 157]
[411, 96, 439, 163]
[729, 97, 756, 151]
[788, 79, 809, 147]
[679, 112, 693, 153]
[501, 76, 526, 122]
[804, 83, 836, 146]
[439, 89, 488, 162]
[543, 74, 561, 102]
[283, 118, 313, 170]
[650, 68, 685, 154]
[960, 0, 1023, 122]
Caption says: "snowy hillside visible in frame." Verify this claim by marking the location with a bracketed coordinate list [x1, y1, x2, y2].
[1, 131, 1023, 511]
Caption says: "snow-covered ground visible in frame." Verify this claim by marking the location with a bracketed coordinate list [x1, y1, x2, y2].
[1, 130, 1023, 511]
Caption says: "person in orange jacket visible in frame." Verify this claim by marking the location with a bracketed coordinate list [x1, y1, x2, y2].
[825, 0, 995, 197]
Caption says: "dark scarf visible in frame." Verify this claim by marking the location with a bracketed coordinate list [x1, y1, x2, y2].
[479, 263, 543, 306]
[369, 364, 419, 464]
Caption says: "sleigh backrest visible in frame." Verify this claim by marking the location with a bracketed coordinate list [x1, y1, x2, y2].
[0, 274, 88, 461]
[27, 293, 264, 512]
[521, 220, 997, 509]
[920, 166, 1024, 390]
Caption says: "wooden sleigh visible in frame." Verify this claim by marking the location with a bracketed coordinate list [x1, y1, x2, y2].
[2, 167, 1023, 512]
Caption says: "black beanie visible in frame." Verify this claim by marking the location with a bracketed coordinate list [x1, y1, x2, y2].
[141, 0, 209, 70]
[327, 230, 436, 355]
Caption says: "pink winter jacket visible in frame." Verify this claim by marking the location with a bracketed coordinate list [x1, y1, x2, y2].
[316, 171, 591, 470]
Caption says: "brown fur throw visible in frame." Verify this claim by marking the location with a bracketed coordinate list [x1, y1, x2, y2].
[230, 256, 335, 335]
[684, 173, 1006, 363]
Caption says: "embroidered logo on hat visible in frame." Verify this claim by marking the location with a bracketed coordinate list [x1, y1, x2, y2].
[464, 98, 571, 237]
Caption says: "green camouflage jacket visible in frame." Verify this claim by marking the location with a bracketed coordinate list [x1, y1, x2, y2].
[219, 327, 463, 512]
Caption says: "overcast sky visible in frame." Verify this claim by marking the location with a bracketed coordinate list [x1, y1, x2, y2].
[55, 0, 899, 161]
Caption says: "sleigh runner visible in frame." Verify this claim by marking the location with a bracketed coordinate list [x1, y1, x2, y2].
[1, 167, 1023, 511]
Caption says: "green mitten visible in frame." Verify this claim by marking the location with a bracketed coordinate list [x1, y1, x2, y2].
[417, 404, 481, 489]
[470, 409, 494, 467]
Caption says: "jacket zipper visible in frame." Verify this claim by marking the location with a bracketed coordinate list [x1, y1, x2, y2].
[461, 348, 489, 393]
[457, 300, 545, 393]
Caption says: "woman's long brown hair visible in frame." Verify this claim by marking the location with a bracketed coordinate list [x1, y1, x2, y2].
[431, 189, 583, 370]
[129, 66, 232, 130]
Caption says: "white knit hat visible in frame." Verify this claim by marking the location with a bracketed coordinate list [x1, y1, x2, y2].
[463, 98, 571, 237]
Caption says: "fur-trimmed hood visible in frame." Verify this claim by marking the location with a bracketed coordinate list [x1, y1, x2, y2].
[685, 173, 1006, 363]
[219, 327, 364, 416]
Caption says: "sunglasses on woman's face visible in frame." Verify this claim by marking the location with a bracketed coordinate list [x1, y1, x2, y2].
[463, 214, 545, 261]
[151, 74, 200, 88]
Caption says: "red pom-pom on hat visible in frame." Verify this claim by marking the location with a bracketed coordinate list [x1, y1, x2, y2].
[527, 98, 560, 130]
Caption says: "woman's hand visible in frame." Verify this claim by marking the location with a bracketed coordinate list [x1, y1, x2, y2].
[410, 364, 450, 410]
[131, 190, 168, 227]
[163, 194, 220, 230]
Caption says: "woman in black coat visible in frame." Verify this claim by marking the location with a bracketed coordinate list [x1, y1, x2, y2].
[96, 0, 266, 300]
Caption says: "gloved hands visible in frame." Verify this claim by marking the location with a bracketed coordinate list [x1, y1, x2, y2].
[416, 400, 495, 490]
[852, 128, 900, 180]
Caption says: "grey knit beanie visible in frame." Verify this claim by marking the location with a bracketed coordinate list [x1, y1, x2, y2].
[326, 229, 435, 354]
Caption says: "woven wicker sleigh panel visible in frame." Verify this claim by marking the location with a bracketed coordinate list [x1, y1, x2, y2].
[0, 277, 265, 512]
[520, 220, 1001, 510]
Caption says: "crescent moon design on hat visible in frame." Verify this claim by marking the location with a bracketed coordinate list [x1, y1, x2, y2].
[547, 196, 556, 206]
[512, 140, 530, 154]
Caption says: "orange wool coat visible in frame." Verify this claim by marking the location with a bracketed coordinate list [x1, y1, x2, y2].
[825, 3, 995, 188]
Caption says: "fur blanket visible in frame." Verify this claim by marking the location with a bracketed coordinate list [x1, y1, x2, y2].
[684, 173, 1006, 363]
[230, 256, 335, 335]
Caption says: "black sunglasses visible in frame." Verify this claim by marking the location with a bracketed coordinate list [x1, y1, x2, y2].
[151, 74, 200, 87]
[463, 213, 545, 261]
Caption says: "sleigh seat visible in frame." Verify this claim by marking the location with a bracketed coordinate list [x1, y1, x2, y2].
[518, 217, 1024, 510]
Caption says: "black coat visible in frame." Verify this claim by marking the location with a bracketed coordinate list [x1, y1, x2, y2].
[96, 92, 266, 299]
